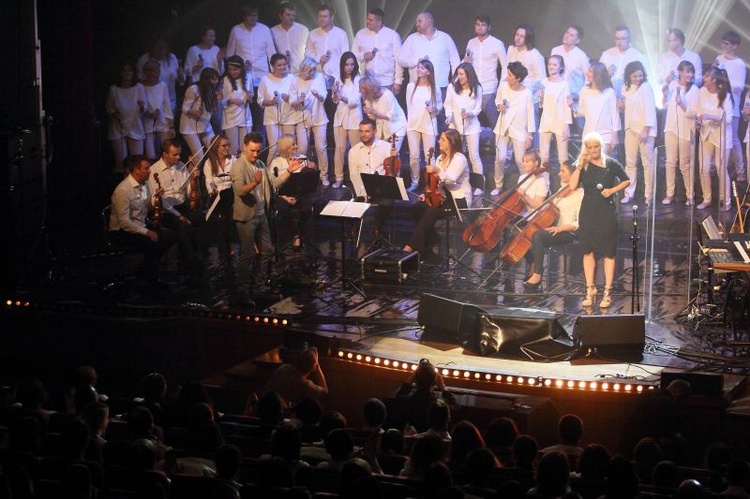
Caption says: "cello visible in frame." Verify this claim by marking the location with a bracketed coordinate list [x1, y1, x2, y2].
[423, 148, 444, 207]
[383, 134, 401, 176]
[461, 162, 549, 252]
[498, 185, 569, 266]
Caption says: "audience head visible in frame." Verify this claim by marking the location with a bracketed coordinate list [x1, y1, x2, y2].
[513, 434, 538, 469]
[677, 479, 706, 499]
[414, 358, 438, 392]
[257, 391, 285, 427]
[605, 455, 639, 498]
[127, 405, 155, 439]
[340, 458, 373, 497]
[422, 462, 454, 497]
[558, 414, 584, 445]
[465, 448, 499, 486]
[319, 410, 347, 439]
[704, 441, 731, 474]
[721, 30, 741, 50]
[652, 460, 679, 489]
[272, 424, 303, 461]
[14, 377, 47, 410]
[408, 433, 446, 478]
[535, 451, 571, 496]
[324, 428, 354, 461]
[380, 428, 405, 455]
[128, 438, 158, 469]
[449, 420, 485, 464]
[427, 398, 451, 431]
[82, 401, 110, 436]
[294, 397, 323, 426]
[363, 398, 387, 428]
[142, 372, 167, 404]
[484, 416, 520, 448]
[73, 384, 99, 415]
[215, 443, 242, 480]
[578, 443, 611, 480]
[726, 459, 750, 488]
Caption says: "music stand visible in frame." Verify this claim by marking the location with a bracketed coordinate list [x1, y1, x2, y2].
[320, 199, 371, 297]
[276, 169, 321, 256]
[361, 173, 409, 251]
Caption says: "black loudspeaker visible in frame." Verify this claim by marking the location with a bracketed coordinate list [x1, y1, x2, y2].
[572, 314, 645, 361]
[660, 368, 724, 397]
[475, 315, 572, 360]
[417, 294, 487, 345]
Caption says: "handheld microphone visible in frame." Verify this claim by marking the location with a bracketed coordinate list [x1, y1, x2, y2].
[198, 53, 203, 61]
[502, 99, 509, 106]
[286, 50, 291, 58]
[466, 49, 472, 58]
[453, 76, 460, 85]
[596, 183, 603, 191]
[676, 86, 681, 98]
[632, 204, 638, 212]
[425, 100, 431, 107]
[372, 47, 378, 55]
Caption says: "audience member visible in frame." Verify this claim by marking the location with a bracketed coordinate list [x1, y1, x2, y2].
[540, 413, 585, 468]
[263, 346, 328, 407]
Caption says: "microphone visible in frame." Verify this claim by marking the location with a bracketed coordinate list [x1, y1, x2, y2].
[596, 183, 603, 191]
[502, 99, 509, 107]
[425, 100, 431, 107]
[372, 47, 378, 55]
[274, 91, 281, 109]
[274, 167, 279, 177]
[632, 204, 638, 212]
[198, 53, 203, 61]
[676, 86, 681, 98]
[453, 76, 460, 85]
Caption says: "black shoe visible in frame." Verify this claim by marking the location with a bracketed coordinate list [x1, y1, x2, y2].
[523, 280, 541, 292]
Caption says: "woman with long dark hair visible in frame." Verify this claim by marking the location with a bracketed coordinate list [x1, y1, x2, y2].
[406, 59, 441, 191]
[575, 61, 620, 154]
[331, 52, 363, 189]
[220, 55, 252, 156]
[179, 67, 219, 155]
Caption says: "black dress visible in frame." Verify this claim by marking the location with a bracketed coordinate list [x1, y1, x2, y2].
[578, 158, 628, 257]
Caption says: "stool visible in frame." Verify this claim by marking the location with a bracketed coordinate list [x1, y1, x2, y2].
[545, 240, 579, 288]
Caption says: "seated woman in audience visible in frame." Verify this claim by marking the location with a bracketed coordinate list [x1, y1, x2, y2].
[291, 57, 331, 186]
[331, 52, 363, 189]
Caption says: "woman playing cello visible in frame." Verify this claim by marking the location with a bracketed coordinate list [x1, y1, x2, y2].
[403, 129, 471, 262]
[522, 161, 583, 291]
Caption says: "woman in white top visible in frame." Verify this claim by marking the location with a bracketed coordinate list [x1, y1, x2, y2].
[331, 52, 363, 189]
[576, 61, 620, 154]
[179, 67, 219, 155]
[258, 54, 296, 161]
[662, 60, 699, 206]
[445, 62, 484, 195]
[140, 60, 174, 160]
[493, 61, 535, 196]
[106, 62, 146, 172]
[204, 135, 236, 255]
[220, 56, 253, 157]
[406, 59, 442, 191]
[690, 66, 734, 211]
[184, 26, 224, 84]
[619, 61, 657, 205]
[360, 76, 407, 153]
[291, 57, 330, 186]
[403, 129, 472, 261]
[268, 134, 312, 249]
[538, 55, 572, 176]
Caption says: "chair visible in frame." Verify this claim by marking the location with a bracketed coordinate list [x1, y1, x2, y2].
[545, 239, 580, 288]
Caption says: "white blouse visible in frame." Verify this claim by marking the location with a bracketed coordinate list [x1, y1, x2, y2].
[141, 81, 173, 134]
[220, 77, 253, 130]
[179, 84, 214, 135]
[539, 79, 572, 135]
[106, 83, 146, 140]
[258, 73, 295, 125]
[332, 76, 363, 130]
[622, 81, 657, 137]
[444, 84, 483, 135]
[290, 72, 329, 127]
[406, 83, 442, 135]
[577, 87, 620, 143]
[493, 82, 535, 140]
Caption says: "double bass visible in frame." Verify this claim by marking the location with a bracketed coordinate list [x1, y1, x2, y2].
[461, 163, 549, 252]
[498, 185, 569, 266]
[423, 148, 443, 207]
[383, 134, 401, 177]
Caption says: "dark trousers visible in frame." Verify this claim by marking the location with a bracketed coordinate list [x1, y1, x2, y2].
[109, 228, 177, 280]
[525, 229, 576, 276]
[407, 197, 467, 254]
[161, 208, 204, 275]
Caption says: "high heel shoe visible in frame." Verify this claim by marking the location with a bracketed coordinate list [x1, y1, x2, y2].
[600, 287, 612, 308]
[582, 285, 597, 307]
[523, 280, 541, 292]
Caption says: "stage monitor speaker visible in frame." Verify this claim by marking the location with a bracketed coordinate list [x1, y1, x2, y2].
[660, 368, 724, 397]
[572, 314, 645, 362]
[475, 315, 571, 360]
[417, 293, 487, 345]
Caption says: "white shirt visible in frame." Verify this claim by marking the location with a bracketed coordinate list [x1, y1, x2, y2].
[136, 52, 182, 110]
[539, 79, 572, 135]
[577, 87, 620, 143]
[179, 84, 214, 135]
[494, 82, 535, 140]
[110, 174, 151, 235]
[554, 187, 583, 230]
[364, 89, 407, 138]
[551, 44, 589, 98]
[148, 158, 193, 218]
[353, 26, 404, 87]
[690, 87, 734, 148]
[106, 83, 146, 140]
[333, 76, 363, 130]
[226, 22, 276, 86]
[141, 81, 174, 134]
[598, 45, 648, 95]
[204, 156, 236, 193]
[663, 82, 699, 140]
[622, 81, 657, 137]
[399, 30, 461, 88]
[290, 73, 329, 126]
[658, 48, 703, 87]
[271, 22, 310, 74]
[406, 83, 442, 135]
[348, 139, 390, 197]
[518, 172, 549, 201]
[437, 153, 471, 202]
[258, 73, 295, 125]
[444, 84, 483, 135]
[715, 55, 747, 117]
[305, 26, 350, 84]
[506, 46, 546, 104]
[465, 35, 507, 96]
[184, 45, 222, 84]
[220, 77, 253, 129]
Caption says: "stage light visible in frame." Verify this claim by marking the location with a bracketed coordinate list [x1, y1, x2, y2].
[567, 380, 575, 389]
[625, 384, 633, 392]
[263, 317, 269, 323]
[614, 383, 621, 391]
[392, 361, 399, 368]
[528, 378, 536, 386]
[356, 354, 362, 361]
[555, 379, 563, 388]
[365, 356, 372, 363]
[410, 364, 417, 371]
[463, 371, 471, 378]
[474, 373, 480, 379]
[272, 318, 278, 324]
[347, 352, 353, 359]
[374, 357, 381, 364]
[452, 370, 460, 377]
[338, 351, 344, 358]
[506, 376, 513, 383]
[544, 379, 552, 387]
[636, 385, 644, 392]
[578, 381, 587, 389]
[590, 382, 598, 390]
[442, 369, 449, 376]
[383, 359, 390, 366]
[495, 374, 502, 381]
[602, 382, 610, 390]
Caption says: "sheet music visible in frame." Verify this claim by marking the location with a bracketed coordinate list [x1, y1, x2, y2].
[320, 200, 371, 218]
[734, 241, 750, 263]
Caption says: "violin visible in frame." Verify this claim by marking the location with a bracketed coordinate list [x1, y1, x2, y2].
[461, 162, 549, 252]
[383, 134, 401, 177]
[498, 186, 569, 266]
[423, 148, 443, 208]
[188, 157, 201, 212]
[152, 173, 163, 229]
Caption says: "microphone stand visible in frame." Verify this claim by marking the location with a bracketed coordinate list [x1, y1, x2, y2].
[631, 204, 641, 313]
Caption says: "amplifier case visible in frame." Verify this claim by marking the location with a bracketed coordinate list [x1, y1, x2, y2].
[361, 249, 420, 283]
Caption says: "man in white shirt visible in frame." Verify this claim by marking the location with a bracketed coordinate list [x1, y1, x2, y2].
[658, 28, 703, 88]
[226, 4, 276, 135]
[271, 2, 309, 75]
[599, 25, 648, 96]
[399, 11, 461, 96]
[464, 15, 507, 128]
[305, 4, 350, 89]
[353, 8, 404, 95]
[551, 25, 590, 105]
[715, 30, 747, 182]
[348, 119, 392, 235]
